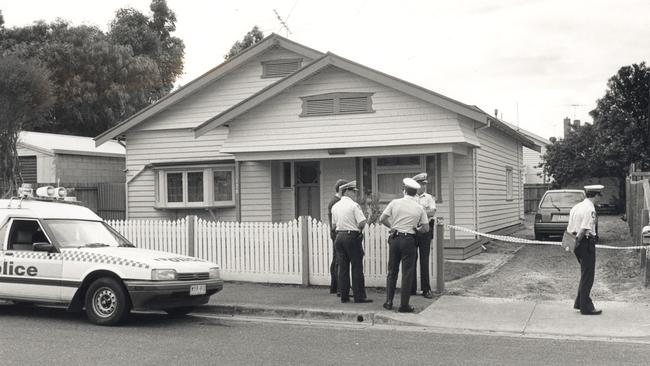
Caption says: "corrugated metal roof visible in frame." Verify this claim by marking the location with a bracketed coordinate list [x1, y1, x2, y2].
[18, 131, 124, 158]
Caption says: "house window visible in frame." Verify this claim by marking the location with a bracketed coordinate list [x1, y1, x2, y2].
[187, 172, 204, 202]
[361, 155, 441, 203]
[261, 59, 302, 78]
[156, 165, 235, 208]
[506, 166, 514, 201]
[375, 155, 424, 202]
[426, 155, 443, 203]
[213, 170, 233, 201]
[166, 173, 183, 203]
[300, 92, 374, 117]
[281, 162, 292, 189]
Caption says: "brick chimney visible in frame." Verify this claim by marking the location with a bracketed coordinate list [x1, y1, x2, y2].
[563, 117, 571, 137]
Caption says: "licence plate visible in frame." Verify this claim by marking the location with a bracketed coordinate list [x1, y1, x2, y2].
[189, 284, 206, 296]
[552, 215, 569, 222]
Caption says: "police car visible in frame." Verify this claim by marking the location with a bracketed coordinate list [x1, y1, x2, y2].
[0, 185, 223, 325]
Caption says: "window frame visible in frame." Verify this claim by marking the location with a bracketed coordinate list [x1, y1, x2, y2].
[506, 166, 514, 201]
[373, 156, 426, 203]
[155, 165, 236, 209]
[361, 155, 442, 204]
[280, 161, 293, 189]
[299, 92, 375, 117]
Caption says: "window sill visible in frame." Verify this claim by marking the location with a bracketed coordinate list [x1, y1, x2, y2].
[154, 203, 236, 210]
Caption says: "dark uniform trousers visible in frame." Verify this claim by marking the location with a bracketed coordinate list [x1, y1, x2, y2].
[335, 232, 367, 301]
[574, 235, 596, 312]
[411, 224, 433, 294]
[330, 229, 338, 293]
[386, 233, 417, 307]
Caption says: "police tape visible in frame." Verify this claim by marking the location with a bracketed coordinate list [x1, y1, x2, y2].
[446, 224, 650, 250]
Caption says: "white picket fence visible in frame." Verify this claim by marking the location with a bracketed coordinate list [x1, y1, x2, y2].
[106, 216, 439, 288]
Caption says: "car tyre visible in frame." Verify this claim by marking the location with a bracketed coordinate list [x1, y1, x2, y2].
[164, 306, 194, 317]
[85, 277, 131, 326]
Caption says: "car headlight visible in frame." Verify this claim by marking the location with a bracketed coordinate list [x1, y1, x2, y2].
[151, 269, 177, 281]
[209, 267, 220, 279]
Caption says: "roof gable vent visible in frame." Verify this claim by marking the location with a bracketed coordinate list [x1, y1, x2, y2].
[262, 59, 303, 78]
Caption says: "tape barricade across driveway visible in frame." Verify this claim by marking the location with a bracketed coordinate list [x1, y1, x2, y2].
[446, 224, 650, 250]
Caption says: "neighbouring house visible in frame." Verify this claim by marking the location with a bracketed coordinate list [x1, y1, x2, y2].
[16, 131, 126, 219]
[95, 34, 542, 259]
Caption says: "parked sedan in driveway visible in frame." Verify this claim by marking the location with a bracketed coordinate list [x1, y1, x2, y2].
[534, 189, 587, 240]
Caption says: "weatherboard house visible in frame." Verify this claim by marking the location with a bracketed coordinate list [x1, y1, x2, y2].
[95, 34, 541, 259]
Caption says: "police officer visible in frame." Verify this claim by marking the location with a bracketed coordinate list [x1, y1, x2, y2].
[331, 181, 372, 303]
[567, 184, 603, 315]
[379, 178, 429, 313]
[327, 179, 348, 295]
[410, 172, 436, 299]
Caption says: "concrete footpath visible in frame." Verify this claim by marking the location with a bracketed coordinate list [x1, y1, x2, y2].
[198, 282, 650, 343]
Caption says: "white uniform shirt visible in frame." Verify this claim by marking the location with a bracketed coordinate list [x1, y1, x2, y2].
[566, 198, 596, 235]
[416, 192, 436, 218]
[331, 196, 366, 232]
[381, 195, 428, 234]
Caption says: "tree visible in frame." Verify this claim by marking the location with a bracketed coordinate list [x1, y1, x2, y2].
[109, 0, 184, 94]
[224, 26, 264, 60]
[541, 62, 650, 204]
[0, 55, 53, 197]
[0, 0, 184, 137]
[541, 124, 609, 188]
[590, 62, 650, 172]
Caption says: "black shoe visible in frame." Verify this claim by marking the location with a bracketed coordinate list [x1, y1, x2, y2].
[573, 305, 580, 310]
[341, 298, 350, 303]
[382, 302, 393, 310]
[422, 291, 433, 299]
[354, 298, 373, 303]
[581, 309, 602, 315]
[330, 289, 337, 294]
[398, 305, 415, 313]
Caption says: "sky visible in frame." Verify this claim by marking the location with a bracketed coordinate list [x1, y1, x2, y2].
[1, 0, 649, 139]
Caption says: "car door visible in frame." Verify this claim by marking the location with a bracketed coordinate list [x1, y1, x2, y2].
[1, 218, 63, 302]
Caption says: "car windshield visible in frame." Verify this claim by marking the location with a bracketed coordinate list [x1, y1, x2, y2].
[539, 192, 584, 209]
[45, 220, 133, 248]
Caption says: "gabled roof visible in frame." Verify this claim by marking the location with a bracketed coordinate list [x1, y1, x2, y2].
[193, 52, 490, 137]
[19, 131, 124, 158]
[94, 33, 324, 146]
[492, 118, 548, 151]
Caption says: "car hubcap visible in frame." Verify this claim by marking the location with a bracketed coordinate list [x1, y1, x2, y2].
[93, 287, 117, 318]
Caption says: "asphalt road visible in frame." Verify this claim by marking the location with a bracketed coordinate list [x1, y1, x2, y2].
[0, 305, 647, 366]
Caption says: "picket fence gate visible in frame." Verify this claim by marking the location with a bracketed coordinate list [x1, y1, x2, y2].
[106, 216, 441, 288]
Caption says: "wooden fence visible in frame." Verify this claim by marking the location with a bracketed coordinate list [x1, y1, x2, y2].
[625, 175, 650, 287]
[524, 183, 550, 213]
[107, 216, 443, 289]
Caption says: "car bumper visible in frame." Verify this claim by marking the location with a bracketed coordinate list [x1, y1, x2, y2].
[124, 278, 224, 310]
[534, 222, 568, 235]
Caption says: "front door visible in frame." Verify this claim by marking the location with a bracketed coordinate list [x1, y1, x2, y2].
[294, 161, 321, 219]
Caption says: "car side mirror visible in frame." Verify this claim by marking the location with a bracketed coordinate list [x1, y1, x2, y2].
[33, 242, 55, 252]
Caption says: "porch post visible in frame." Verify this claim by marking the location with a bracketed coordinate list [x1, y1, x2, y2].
[447, 152, 456, 246]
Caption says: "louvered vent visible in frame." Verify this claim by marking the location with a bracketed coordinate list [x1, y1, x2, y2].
[263, 59, 302, 78]
[339, 96, 369, 113]
[305, 98, 335, 115]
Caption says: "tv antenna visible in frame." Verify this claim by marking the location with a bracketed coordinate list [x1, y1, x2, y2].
[273, 9, 292, 37]
[566, 103, 586, 120]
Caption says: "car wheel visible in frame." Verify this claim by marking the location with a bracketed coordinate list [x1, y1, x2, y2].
[164, 307, 194, 317]
[85, 277, 131, 326]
